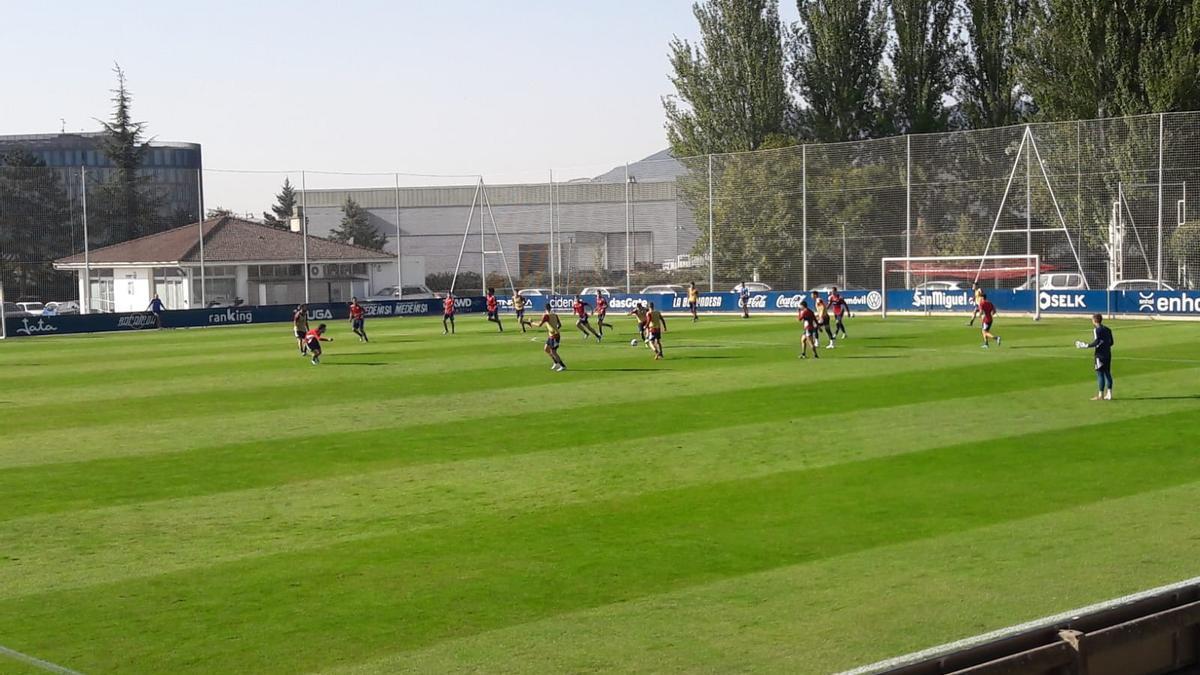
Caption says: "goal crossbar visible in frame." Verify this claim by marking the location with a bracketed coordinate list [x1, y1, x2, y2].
[881, 255, 1041, 319]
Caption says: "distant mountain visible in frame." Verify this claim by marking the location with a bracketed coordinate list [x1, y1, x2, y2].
[590, 149, 687, 184]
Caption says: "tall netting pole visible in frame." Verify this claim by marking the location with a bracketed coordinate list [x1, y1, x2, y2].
[81, 166, 91, 313]
[905, 134, 912, 289]
[801, 144, 808, 291]
[707, 154, 714, 292]
[300, 170, 310, 304]
[548, 169, 555, 293]
[1157, 112, 1165, 288]
[628, 162, 638, 291]
[395, 173, 403, 298]
[196, 168, 206, 308]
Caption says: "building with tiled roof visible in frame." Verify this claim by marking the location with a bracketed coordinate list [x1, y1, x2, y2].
[54, 217, 411, 312]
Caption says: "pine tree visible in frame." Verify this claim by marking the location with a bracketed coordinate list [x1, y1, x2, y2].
[664, 0, 793, 156]
[886, 0, 958, 134]
[790, 0, 890, 142]
[93, 64, 161, 243]
[0, 150, 74, 299]
[262, 178, 297, 229]
[329, 198, 387, 250]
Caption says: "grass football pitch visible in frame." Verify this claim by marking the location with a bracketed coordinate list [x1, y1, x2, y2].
[0, 313, 1197, 674]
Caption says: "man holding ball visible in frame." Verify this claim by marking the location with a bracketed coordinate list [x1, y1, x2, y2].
[1076, 313, 1114, 400]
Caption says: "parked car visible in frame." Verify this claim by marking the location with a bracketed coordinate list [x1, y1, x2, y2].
[1015, 273, 1087, 291]
[2, 302, 29, 318]
[517, 288, 554, 297]
[639, 284, 686, 295]
[205, 297, 245, 308]
[15, 301, 45, 316]
[1108, 279, 1175, 291]
[44, 300, 80, 315]
[913, 280, 967, 291]
[730, 282, 773, 293]
[579, 286, 618, 297]
[368, 285, 438, 300]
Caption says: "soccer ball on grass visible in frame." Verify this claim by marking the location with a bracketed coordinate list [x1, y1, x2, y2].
[630, 339, 639, 347]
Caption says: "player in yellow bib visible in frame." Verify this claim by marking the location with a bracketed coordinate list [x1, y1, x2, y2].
[629, 302, 650, 344]
[687, 282, 700, 322]
[645, 302, 667, 360]
[511, 293, 532, 333]
[969, 282, 985, 326]
[811, 291, 835, 348]
[534, 302, 567, 371]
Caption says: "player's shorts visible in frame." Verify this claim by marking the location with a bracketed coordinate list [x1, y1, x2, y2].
[352, 318, 364, 330]
[597, 311, 607, 320]
[982, 320, 993, 331]
[1095, 355, 1112, 372]
[818, 316, 829, 326]
[486, 309, 498, 320]
[805, 328, 818, 339]
[577, 316, 590, 324]
[649, 329, 662, 342]
[515, 309, 525, 319]
[688, 301, 697, 309]
[739, 298, 749, 307]
[306, 339, 322, 353]
[545, 335, 561, 349]
[443, 312, 454, 319]
[294, 328, 306, 339]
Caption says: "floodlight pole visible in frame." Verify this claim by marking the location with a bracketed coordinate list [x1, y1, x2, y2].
[624, 163, 631, 293]
[905, 134, 912, 289]
[802, 144, 808, 291]
[1026, 127, 1032, 288]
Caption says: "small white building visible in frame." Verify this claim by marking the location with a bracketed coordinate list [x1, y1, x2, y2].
[54, 216, 420, 312]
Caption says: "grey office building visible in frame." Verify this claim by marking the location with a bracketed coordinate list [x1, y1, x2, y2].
[296, 151, 702, 286]
[0, 132, 203, 219]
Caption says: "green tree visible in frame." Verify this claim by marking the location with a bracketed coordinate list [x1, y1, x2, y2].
[329, 197, 387, 250]
[1019, 0, 1200, 120]
[92, 64, 162, 243]
[664, 0, 792, 156]
[886, 0, 958, 134]
[0, 150, 75, 299]
[957, 0, 1029, 128]
[790, 0, 889, 142]
[262, 178, 297, 229]
[1169, 220, 1200, 289]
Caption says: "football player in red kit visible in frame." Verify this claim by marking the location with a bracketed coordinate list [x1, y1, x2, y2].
[828, 287, 850, 339]
[978, 293, 1000, 348]
[349, 298, 368, 342]
[485, 288, 503, 332]
[594, 292, 614, 336]
[572, 295, 602, 341]
[442, 294, 456, 335]
[798, 300, 820, 359]
[305, 323, 333, 365]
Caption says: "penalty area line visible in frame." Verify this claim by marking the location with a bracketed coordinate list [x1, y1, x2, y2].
[0, 643, 84, 675]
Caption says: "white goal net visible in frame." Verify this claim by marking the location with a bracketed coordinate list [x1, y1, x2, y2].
[881, 255, 1042, 319]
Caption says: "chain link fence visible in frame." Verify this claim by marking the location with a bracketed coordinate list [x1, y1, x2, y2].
[0, 111, 1197, 315]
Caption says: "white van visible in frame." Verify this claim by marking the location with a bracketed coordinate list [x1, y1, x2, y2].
[1016, 273, 1087, 291]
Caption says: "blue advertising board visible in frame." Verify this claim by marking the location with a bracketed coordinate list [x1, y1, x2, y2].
[5, 296, 485, 338]
[9, 289, 1198, 337]
[507, 290, 884, 315]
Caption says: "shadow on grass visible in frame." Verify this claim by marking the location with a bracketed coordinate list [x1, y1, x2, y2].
[1124, 395, 1200, 401]
[842, 355, 903, 359]
[582, 367, 661, 372]
[326, 362, 390, 367]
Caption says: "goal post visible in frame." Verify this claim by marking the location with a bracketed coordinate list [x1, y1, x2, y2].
[881, 255, 1041, 320]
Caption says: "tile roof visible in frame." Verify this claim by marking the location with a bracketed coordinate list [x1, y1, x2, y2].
[56, 217, 393, 265]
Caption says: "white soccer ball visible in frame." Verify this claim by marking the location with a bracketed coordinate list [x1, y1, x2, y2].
[630, 339, 639, 347]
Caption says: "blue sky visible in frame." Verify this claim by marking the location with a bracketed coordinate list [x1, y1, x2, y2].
[1, 1, 799, 212]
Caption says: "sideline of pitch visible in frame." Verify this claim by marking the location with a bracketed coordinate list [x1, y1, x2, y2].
[0, 643, 84, 675]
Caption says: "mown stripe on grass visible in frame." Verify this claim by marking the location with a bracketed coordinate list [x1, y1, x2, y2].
[1, 371, 1197, 599]
[320, 479, 1200, 675]
[3, 353, 1191, 520]
[0, 410, 1196, 673]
